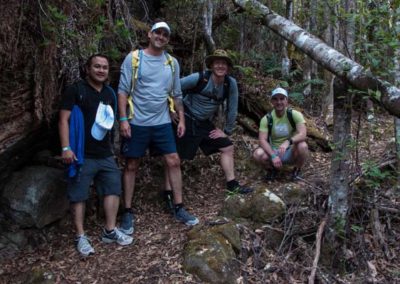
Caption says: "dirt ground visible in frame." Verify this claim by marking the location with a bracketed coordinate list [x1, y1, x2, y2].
[0, 113, 399, 283]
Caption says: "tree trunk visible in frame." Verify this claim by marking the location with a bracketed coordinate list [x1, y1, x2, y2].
[202, 0, 215, 54]
[281, 0, 293, 77]
[326, 77, 352, 248]
[232, 0, 400, 118]
[302, 0, 317, 99]
[322, 1, 336, 126]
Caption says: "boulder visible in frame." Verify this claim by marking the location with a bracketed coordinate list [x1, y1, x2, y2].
[183, 221, 241, 283]
[1, 166, 68, 228]
[279, 183, 308, 205]
[222, 185, 286, 223]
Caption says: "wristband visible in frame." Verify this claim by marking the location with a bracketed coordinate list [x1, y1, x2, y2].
[119, 117, 128, 121]
[62, 146, 71, 152]
[270, 153, 277, 160]
[289, 138, 293, 145]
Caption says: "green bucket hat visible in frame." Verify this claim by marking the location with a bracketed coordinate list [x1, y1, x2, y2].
[205, 49, 233, 68]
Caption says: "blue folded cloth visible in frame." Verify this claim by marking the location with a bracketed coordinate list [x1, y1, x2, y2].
[68, 105, 84, 179]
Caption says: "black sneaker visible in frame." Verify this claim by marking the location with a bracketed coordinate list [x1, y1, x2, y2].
[291, 168, 302, 181]
[265, 168, 277, 181]
[227, 184, 253, 195]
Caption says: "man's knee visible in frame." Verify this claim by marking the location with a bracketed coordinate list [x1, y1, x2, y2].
[253, 147, 266, 161]
[296, 142, 309, 156]
[165, 153, 181, 168]
[220, 145, 234, 155]
[125, 159, 139, 172]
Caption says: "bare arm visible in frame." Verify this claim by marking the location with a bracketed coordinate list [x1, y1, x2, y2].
[58, 110, 76, 164]
[173, 97, 185, 138]
[259, 130, 282, 168]
[292, 123, 307, 143]
[118, 92, 131, 138]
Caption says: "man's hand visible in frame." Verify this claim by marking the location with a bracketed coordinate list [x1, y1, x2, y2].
[177, 119, 185, 138]
[209, 128, 226, 139]
[62, 150, 77, 165]
[278, 140, 290, 157]
[170, 111, 179, 125]
[271, 154, 283, 168]
[120, 120, 131, 138]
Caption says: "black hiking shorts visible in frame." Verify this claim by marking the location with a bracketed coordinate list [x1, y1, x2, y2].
[176, 115, 232, 160]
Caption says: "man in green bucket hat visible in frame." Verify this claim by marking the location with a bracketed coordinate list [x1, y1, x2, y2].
[162, 49, 253, 209]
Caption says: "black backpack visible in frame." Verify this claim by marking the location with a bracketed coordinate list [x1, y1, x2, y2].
[184, 70, 230, 103]
[265, 108, 296, 143]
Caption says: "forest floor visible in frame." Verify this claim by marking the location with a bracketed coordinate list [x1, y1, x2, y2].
[0, 112, 399, 284]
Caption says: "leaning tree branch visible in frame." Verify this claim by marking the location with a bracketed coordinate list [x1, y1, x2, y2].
[232, 0, 400, 118]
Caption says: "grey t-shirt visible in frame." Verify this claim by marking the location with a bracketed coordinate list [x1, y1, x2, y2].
[181, 72, 239, 135]
[118, 51, 182, 126]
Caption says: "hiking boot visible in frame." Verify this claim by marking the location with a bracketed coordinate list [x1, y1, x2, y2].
[265, 168, 277, 181]
[175, 207, 199, 226]
[227, 184, 253, 195]
[119, 211, 134, 235]
[75, 235, 95, 257]
[101, 228, 133, 246]
[291, 168, 302, 181]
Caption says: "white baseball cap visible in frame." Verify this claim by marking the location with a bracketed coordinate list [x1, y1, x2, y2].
[91, 102, 114, 141]
[150, 22, 171, 35]
[271, 87, 288, 98]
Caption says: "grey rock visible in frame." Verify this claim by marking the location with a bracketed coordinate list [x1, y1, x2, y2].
[2, 166, 68, 228]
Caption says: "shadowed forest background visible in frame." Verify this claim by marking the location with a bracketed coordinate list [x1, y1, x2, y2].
[0, 0, 399, 283]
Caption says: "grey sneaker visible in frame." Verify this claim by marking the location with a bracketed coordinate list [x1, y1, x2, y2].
[75, 235, 95, 257]
[119, 211, 134, 235]
[175, 207, 199, 226]
[101, 228, 133, 246]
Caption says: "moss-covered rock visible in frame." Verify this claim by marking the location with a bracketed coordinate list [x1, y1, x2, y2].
[183, 222, 241, 283]
[251, 187, 286, 223]
[222, 185, 286, 224]
[279, 183, 308, 205]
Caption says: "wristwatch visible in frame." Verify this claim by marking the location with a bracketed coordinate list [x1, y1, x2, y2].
[289, 138, 293, 145]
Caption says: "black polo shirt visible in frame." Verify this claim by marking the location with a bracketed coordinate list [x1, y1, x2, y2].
[60, 80, 116, 158]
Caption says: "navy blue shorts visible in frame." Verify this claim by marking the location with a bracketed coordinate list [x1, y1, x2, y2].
[67, 157, 121, 203]
[121, 123, 177, 158]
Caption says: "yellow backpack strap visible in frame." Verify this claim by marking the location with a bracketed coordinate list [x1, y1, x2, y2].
[128, 49, 140, 119]
[165, 53, 176, 113]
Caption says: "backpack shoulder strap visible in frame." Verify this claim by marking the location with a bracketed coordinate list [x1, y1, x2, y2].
[286, 108, 296, 130]
[195, 70, 210, 93]
[127, 49, 141, 119]
[104, 85, 117, 114]
[222, 75, 230, 101]
[164, 52, 175, 75]
[130, 49, 141, 93]
[265, 112, 273, 143]
[75, 80, 86, 106]
[184, 70, 209, 96]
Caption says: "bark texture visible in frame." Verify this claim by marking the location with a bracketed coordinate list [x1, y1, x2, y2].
[232, 0, 400, 118]
[326, 78, 352, 243]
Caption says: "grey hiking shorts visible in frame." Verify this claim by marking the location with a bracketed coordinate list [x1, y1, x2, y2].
[67, 156, 121, 203]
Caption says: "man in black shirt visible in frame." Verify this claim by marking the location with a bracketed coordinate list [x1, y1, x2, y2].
[59, 54, 132, 257]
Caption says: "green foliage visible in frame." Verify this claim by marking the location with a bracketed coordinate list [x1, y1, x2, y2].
[41, 4, 69, 45]
[333, 215, 347, 240]
[235, 65, 259, 85]
[361, 160, 392, 189]
[350, 224, 363, 233]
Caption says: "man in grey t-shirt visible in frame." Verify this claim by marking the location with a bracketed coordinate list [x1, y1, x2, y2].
[165, 49, 253, 195]
[117, 21, 199, 234]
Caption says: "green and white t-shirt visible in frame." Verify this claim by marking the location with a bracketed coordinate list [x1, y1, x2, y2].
[259, 108, 305, 148]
